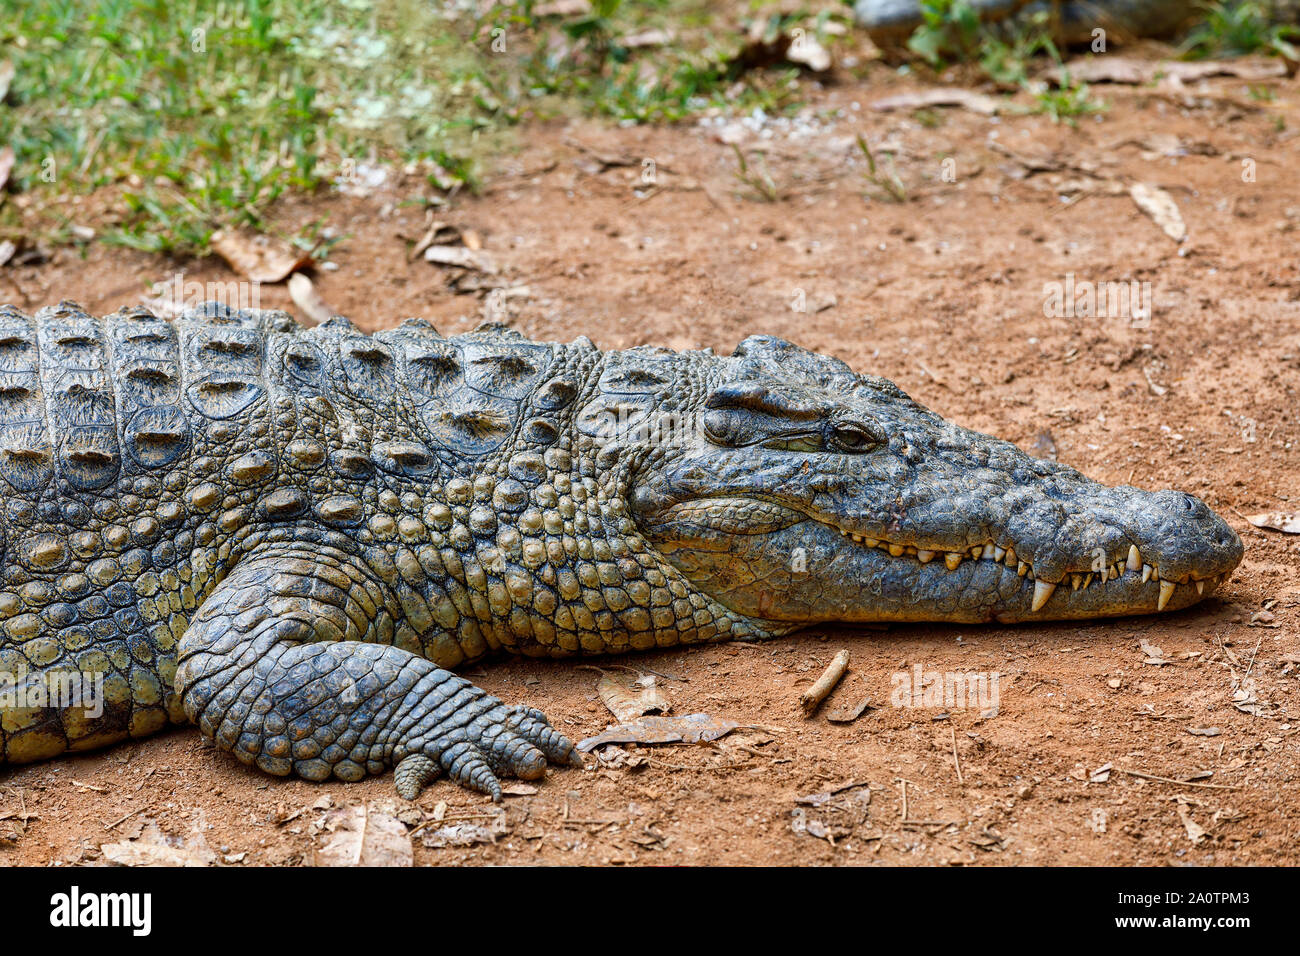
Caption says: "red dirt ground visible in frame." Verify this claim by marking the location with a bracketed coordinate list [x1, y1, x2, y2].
[1, 52, 1298, 866]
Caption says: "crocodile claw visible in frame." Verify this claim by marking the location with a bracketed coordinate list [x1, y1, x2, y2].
[394, 701, 582, 802]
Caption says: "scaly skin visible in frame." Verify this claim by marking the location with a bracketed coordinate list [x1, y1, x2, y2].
[0, 301, 1242, 800]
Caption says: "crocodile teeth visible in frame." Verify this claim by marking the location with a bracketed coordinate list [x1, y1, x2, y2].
[889, 543, 905, 557]
[945, 552, 963, 571]
[1141, 564, 1153, 583]
[1071, 574, 1082, 591]
[1158, 580, 1176, 611]
[993, 546, 1006, 562]
[917, 549, 935, 564]
[970, 546, 983, 559]
[1082, 573, 1093, 590]
[1017, 561, 1028, 577]
[1004, 547, 1017, 567]
[1031, 580, 1056, 612]
[1128, 544, 1141, 569]
[1195, 579, 1205, 595]
[981, 544, 996, 560]
[864, 538, 879, 548]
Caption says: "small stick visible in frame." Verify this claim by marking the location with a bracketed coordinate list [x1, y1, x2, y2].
[950, 726, 964, 784]
[103, 806, 146, 831]
[1115, 768, 1241, 790]
[800, 649, 850, 716]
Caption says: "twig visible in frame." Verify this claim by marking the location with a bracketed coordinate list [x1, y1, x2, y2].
[1115, 768, 1241, 790]
[103, 806, 147, 831]
[800, 649, 850, 716]
[950, 726, 964, 784]
[900, 820, 959, 828]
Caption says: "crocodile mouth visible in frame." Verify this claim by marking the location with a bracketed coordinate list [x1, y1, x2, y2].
[827, 525, 1229, 613]
[645, 495, 1234, 619]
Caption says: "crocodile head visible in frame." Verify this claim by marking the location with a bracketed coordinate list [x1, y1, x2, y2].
[625, 335, 1243, 627]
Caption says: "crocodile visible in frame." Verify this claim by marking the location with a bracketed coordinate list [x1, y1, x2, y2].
[0, 300, 1242, 800]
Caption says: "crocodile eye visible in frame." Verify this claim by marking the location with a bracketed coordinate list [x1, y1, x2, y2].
[829, 421, 877, 454]
[702, 410, 738, 447]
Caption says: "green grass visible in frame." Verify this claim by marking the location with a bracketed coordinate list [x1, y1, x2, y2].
[1179, 1, 1300, 61]
[900, 3, 1104, 124]
[0, 0, 826, 255]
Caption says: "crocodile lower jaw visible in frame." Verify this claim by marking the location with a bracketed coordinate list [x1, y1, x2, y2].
[832, 527, 1226, 612]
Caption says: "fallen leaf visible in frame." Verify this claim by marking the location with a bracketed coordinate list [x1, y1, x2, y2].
[421, 813, 508, 849]
[534, 0, 590, 15]
[288, 273, 334, 326]
[424, 245, 497, 273]
[1129, 182, 1186, 243]
[1245, 512, 1300, 534]
[1187, 726, 1221, 737]
[1090, 762, 1113, 783]
[620, 28, 674, 49]
[1139, 638, 1171, 666]
[0, 146, 14, 192]
[729, 26, 831, 75]
[826, 694, 875, 723]
[596, 672, 671, 723]
[1175, 800, 1207, 845]
[313, 805, 412, 867]
[576, 713, 772, 752]
[1060, 56, 1286, 86]
[871, 88, 1002, 116]
[101, 818, 217, 867]
[210, 228, 312, 283]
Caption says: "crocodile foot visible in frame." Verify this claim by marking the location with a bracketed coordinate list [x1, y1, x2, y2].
[175, 544, 583, 801]
[391, 699, 583, 802]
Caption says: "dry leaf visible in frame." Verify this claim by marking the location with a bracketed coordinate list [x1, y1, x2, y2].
[1139, 638, 1171, 665]
[101, 818, 217, 867]
[620, 28, 674, 49]
[424, 245, 497, 273]
[210, 228, 312, 283]
[421, 812, 508, 848]
[1129, 183, 1186, 242]
[577, 713, 769, 752]
[871, 88, 1002, 116]
[288, 273, 334, 326]
[0, 146, 14, 193]
[1090, 762, 1112, 783]
[1061, 56, 1285, 86]
[597, 672, 671, 723]
[1187, 726, 1221, 737]
[313, 805, 412, 867]
[731, 27, 831, 76]
[1245, 512, 1300, 534]
[535, 0, 590, 16]
[826, 694, 875, 723]
[1175, 800, 1207, 845]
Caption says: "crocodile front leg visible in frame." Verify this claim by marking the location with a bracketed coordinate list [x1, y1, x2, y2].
[174, 545, 581, 800]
